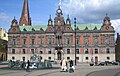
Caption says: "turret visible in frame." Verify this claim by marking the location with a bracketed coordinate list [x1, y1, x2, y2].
[103, 13, 111, 26]
[11, 17, 18, 27]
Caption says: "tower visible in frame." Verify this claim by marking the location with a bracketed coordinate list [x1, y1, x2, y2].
[19, 0, 31, 26]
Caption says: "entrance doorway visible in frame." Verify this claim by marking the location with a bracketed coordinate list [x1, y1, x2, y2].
[95, 56, 98, 65]
[57, 51, 62, 60]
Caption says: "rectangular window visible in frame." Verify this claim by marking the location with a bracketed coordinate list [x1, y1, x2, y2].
[101, 36, 104, 44]
[67, 49, 70, 54]
[106, 48, 110, 54]
[106, 37, 109, 44]
[40, 37, 44, 44]
[84, 37, 89, 45]
[31, 49, 34, 54]
[76, 38, 79, 44]
[76, 49, 79, 54]
[67, 38, 70, 44]
[31, 39, 34, 44]
[12, 49, 15, 54]
[52, 38, 54, 44]
[23, 39, 26, 45]
[76, 57, 79, 60]
[23, 49, 26, 54]
[58, 36, 62, 44]
[13, 39, 16, 45]
[48, 38, 52, 44]
[95, 48, 98, 54]
[94, 37, 98, 45]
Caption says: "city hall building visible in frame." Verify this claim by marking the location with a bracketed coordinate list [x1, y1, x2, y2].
[8, 0, 115, 63]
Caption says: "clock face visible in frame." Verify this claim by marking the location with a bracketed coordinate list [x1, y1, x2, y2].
[106, 26, 109, 30]
[58, 20, 60, 25]
[67, 27, 70, 30]
[57, 9, 61, 13]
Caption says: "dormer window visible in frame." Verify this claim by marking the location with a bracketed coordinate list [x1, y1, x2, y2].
[23, 28, 27, 31]
[32, 28, 35, 31]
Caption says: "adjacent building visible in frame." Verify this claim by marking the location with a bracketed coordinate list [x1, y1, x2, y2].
[0, 28, 8, 41]
[0, 28, 8, 61]
[115, 33, 120, 62]
[8, 0, 115, 63]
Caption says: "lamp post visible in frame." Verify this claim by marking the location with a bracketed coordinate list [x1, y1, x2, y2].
[74, 18, 77, 65]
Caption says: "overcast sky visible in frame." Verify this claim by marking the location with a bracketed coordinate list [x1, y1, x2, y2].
[0, 0, 120, 34]
[62, 0, 120, 33]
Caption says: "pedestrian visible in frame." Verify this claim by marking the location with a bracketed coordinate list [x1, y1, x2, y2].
[61, 57, 67, 72]
[69, 60, 74, 73]
[69, 60, 73, 67]
[26, 60, 30, 72]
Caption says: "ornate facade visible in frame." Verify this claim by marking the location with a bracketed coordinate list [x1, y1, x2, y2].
[8, 0, 115, 63]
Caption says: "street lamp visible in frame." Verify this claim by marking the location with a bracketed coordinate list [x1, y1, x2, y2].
[74, 18, 77, 65]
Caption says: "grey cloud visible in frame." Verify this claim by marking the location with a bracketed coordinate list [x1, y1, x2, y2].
[61, 0, 120, 24]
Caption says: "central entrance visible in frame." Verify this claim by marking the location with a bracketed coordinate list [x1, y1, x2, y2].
[55, 47, 63, 60]
[57, 51, 62, 60]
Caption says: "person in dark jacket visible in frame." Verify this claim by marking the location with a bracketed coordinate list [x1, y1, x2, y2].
[69, 60, 74, 73]
[69, 60, 73, 67]
[26, 60, 30, 72]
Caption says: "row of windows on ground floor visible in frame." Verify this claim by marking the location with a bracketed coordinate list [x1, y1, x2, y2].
[11, 56, 111, 61]
[9, 48, 114, 54]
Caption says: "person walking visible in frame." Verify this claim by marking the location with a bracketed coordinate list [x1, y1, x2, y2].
[26, 60, 30, 72]
[61, 57, 67, 72]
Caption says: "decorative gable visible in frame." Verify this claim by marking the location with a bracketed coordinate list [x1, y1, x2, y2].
[94, 26, 97, 30]
[45, 26, 54, 32]
[101, 25, 114, 31]
[85, 26, 88, 30]
[65, 26, 73, 32]
[8, 27, 19, 33]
